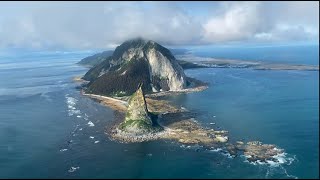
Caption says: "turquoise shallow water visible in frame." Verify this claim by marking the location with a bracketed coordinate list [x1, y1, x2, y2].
[0, 46, 318, 178]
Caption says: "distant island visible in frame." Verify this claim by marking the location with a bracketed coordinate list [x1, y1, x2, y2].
[78, 50, 113, 67]
[177, 55, 319, 71]
[76, 38, 294, 163]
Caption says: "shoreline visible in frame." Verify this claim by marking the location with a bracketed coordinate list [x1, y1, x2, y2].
[82, 92, 128, 112]
[76, 74, 292, 164]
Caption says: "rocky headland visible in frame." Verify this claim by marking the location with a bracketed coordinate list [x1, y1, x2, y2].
[78, 38, 290, 164]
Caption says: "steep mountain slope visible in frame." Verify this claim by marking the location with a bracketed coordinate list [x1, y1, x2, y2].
[83, 38, 188, 96]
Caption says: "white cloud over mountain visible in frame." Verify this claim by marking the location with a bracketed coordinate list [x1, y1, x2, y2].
[0, 1, 318, 49]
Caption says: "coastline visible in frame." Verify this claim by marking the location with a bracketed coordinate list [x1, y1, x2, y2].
[82, 84, 286, 163]
[95, 90, 229, 146]
[75, 65, 296, 163]
[82, 92, 128, 112]
[177, 55, 319, 71]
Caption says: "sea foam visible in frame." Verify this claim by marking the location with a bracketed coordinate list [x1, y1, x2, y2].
[88, 121, 95, 127]
[242, 148, 297, 168]
[65, 95, 82, 116]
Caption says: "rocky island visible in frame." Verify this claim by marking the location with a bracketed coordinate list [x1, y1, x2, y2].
[78, 37, 289, 164]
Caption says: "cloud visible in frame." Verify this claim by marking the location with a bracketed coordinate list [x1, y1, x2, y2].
[0, 1, 318, 50]
[0, 2, 203, 49]
[203, 2, 265, 42]
[203, 1, 319, 44]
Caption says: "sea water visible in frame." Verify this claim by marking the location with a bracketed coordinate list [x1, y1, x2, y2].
[0, 45, 318, 178]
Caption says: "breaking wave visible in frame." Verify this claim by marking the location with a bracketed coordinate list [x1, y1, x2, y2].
[242, 148, 297, 167]
[65, 94, 82, 116]
[241, 148, 298, 179]
[87, 121, 95, 127]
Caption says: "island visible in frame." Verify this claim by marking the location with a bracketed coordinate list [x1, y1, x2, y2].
[77, 37, 289, 164]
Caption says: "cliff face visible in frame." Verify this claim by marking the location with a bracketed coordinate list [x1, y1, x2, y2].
[119, 85, 153, 134]
[83, 38, 187, 96]
[145, 42, 186, 91]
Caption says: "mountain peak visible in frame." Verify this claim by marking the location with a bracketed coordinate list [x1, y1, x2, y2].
[83, 38, 187, 96]
[127, 37, 148, 43]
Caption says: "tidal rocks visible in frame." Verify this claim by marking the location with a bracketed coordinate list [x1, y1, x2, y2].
[243, 141, 283, 163]
[226, 140, 284, 163]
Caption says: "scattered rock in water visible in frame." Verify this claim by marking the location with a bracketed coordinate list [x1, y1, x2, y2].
[67, 140, 73, 144]
[228, 141, 284, 163]
[214, 135, 228, 143]
[68, 166, 80, 173]
[236, 141, 244, 145]
[226, 144, 238, 157]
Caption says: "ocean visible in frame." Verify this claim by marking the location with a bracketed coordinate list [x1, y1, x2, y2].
[0, 45, 318, 178]
[190, 44, 319, 65]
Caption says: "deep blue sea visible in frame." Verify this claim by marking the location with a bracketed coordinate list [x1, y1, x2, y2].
[0, 45, 318, 178]
[191, 44, 319, 65]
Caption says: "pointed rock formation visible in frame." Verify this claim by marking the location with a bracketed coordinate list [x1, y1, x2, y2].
[119, 84, 153, 134]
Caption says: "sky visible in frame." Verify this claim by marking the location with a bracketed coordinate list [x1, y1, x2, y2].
[0, 1, 319, 50]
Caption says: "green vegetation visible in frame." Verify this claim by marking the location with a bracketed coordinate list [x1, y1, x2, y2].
[112, 91, 127, 97]
[118, 118, 163, 133]
[86, 57, 152, 96]
[119, 119, 152, 131]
